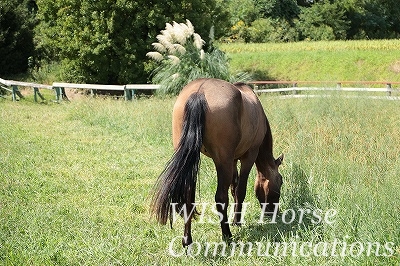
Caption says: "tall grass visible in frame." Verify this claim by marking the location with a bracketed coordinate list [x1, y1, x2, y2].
[0, 95, 399, 265]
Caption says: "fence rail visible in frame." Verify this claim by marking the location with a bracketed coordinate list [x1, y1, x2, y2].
[248, 80, 400, 99]
[0, 78, 161, 102]
[1, 77, 399, 102]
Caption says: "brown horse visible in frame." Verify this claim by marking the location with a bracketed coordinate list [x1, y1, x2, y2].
[151, 78, 283, 247]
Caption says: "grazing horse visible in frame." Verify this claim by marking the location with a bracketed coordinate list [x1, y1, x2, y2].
[151, 78, 283, 247]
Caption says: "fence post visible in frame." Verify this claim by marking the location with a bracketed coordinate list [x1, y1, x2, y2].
[12, 85, 17, 101]
[124, 86, 132, 101]
[292, 83, 297, 95]
[386, 83, 392, 96]
[34, 87, 39, 102]
[33, 87, 45, 102]
[12, 85, 24, 101]
[53, 86, 68, 101]
[125, 86, 135, 101]
[54, 87, 62, 102]
[253, 84, 260, 95]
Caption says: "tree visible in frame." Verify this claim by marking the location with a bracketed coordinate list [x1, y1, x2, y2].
[226, 0, 299, 42]
[354, 0, 400, 39]
[225, 0, 259, 25]
[255, 0, 300, 23]
[297, 1, 350, 40]
[34, 0, 229, 84]
[0, 0, 36, 76]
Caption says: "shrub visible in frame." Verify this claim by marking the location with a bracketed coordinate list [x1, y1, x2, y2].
[248, 18, 298, 42]
[147, 20, 249, 95]
[297, 2, 350, 41]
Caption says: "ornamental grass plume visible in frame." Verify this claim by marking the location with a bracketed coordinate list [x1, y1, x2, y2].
[146, 19, 249, 95]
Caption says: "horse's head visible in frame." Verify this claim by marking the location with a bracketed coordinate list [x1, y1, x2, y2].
[254, 154, 284, 212]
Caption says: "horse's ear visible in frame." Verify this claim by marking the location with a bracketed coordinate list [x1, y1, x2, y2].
[275, 154, 284, 166]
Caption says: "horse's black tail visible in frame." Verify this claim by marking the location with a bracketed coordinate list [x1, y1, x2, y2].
[151, 92, 208, 225]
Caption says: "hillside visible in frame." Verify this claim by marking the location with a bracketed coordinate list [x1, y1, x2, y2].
[219, 40, 400, 82]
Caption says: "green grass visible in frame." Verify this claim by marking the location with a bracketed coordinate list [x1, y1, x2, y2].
[1, 93, 400, 265]
[219, 40, 400, 82]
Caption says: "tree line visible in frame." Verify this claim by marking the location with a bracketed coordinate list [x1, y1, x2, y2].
[228, 0, 400, 42]
[1, 0, 399, 83]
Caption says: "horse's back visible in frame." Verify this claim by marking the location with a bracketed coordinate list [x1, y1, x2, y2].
[177, 78, 241, 108]
[173, 78, 266, 160]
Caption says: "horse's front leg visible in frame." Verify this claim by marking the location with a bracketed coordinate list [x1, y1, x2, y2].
[233, 154, 257, 225]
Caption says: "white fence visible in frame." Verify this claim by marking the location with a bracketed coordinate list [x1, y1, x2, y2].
[249, 80, 400, 100]
[1, 78, 399, 102]
[0, 78, 160, 102]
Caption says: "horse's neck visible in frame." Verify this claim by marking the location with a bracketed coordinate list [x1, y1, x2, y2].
[255, 129, 275, 174]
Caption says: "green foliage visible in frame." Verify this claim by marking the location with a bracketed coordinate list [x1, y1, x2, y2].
[255, 0, 300, 22]
[225, 0, 259, 25]
[348, 0, 400, 39]
[4, 0, 400, 84]
[34, 0, 160, 84]
[147, 20, 248, 95]
[297, 2, 350, 41]
[224, 0, 400, 42]
[34, 0, 229, 84]
[225, 0, 299, 42]
[0, 0, 35, 76]
[245, 18, 298, 42]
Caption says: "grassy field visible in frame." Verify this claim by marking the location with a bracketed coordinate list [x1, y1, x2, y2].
[219, 40, 400, 82]
[1, 92, 399, 265]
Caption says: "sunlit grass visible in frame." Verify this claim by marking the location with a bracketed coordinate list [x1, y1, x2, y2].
[220, 40, 400, 53]
[0, 96, 399, 265]
[219, 40, 400, 82]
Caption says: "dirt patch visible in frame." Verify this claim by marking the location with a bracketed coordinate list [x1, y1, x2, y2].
[356, 59, 365, 68]
[64, 89, 88, 100]
[390, 60, 400, 73]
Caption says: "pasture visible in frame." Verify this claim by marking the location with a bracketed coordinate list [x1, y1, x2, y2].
[220, 40, 400, 82]
[1, 94, 399, 265]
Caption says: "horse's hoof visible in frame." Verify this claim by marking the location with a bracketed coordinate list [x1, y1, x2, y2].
[222, 233, 233, 244]
[182, 236, 193, 247]
[232, 219, 243, 226]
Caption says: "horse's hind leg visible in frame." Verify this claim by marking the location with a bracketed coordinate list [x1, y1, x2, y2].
[214, 161, 234, 241]
[230, 159, 239, 198]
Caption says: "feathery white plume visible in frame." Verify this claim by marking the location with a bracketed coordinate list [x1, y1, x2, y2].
[171, 21, 187, 45]
[193, 33, 205, 50]
[152, 42, 166, 53]
[200, 49, 205, 60]
[156, 34, 174, 51]
[186, 19, 195, 35]
[173, 44, 186, 55]
[146, 52, 164, 61]
[167, 55, 181, 65]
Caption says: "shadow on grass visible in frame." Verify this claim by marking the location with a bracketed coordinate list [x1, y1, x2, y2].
[246, 69, 273, 81]
[236, 163, 324, 243]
